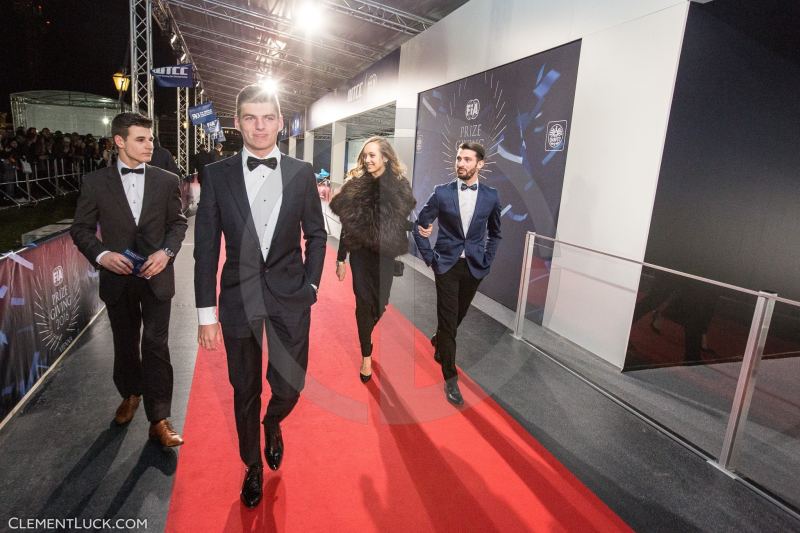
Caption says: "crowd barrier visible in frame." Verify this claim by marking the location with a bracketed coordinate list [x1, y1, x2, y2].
[0, 159, 97, 208]
[0, 229, 102, 424]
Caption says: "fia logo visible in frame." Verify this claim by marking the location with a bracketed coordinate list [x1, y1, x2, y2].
[546, 120, 568, 151]
[52, 266, 64, 287]
[465, 99, 480, 121]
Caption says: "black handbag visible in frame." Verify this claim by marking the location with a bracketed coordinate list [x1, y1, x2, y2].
[393, 259, 405, 277]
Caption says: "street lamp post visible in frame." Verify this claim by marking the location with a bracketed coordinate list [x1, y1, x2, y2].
[112, 71, 131, 113]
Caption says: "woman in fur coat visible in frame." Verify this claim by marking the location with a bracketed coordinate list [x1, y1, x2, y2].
[329, 137, 416, 382]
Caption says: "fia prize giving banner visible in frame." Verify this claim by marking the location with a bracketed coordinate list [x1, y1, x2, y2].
[412, 41, 581, 320]
[0, 232, 101, 420]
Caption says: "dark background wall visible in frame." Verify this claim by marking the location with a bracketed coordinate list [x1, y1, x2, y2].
[312, 139, 332, 175]
[645, 1, 800, 301]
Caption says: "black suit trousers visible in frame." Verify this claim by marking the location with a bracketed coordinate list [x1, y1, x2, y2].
[105, 276, 173, 422]
[221, 310, 310, 467]
[434, 259, 482, 382]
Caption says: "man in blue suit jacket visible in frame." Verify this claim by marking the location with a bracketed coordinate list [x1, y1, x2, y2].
[414, 142, 502, 406]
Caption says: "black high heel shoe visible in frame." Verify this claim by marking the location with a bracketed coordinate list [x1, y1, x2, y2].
[359, 346, 373, 383]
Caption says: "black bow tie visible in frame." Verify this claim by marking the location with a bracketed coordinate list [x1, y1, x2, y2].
[247, 156, 278, 171]
[121, 167, 144, 175]
[460, 182, 478, 191]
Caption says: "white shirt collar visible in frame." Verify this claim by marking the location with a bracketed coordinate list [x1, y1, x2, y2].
[241, 145, 282, 175]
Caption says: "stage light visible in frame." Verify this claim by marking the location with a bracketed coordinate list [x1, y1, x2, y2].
[101, 117, 110, 125]
[295, 1, 324, 33]
[258, 77, 279, 93]
[180, 52, 187, 62]
[170, 33, 177, 45]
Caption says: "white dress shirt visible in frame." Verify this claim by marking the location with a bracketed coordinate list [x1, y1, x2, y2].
[457, 180, 478, 258]
[241, 145, 283, 260]
[95, 160, 146, 264]
[197, 146, 283, 326]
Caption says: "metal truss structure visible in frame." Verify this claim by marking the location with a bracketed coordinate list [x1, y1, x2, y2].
[193, 88, 202, 166]
[129, 0, 154, 117]
[158, 0, 466, 117]
[321, 0, 436, 35]
[176, 87, 189, 174]
[126, 0, 463, 143]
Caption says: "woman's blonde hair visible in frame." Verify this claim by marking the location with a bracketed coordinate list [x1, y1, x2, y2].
[352, 136, 405, 178]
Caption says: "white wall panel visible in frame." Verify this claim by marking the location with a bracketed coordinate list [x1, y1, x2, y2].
[543, 3, 690, 368]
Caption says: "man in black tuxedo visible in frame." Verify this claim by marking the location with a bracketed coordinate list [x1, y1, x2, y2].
[150, 136, 181, 177]
[71, 113, 188, 446]
[194, 85, 326, 508]
[414, 142, 502, 406]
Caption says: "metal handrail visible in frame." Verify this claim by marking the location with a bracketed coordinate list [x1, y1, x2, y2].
[513, 230, 798, 508]
[528, 231, 800, 308]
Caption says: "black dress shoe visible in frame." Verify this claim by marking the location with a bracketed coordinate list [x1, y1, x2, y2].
[444, 381, 464, 406]
[264, 423, 284, 471]
[431, 335, 442, 364]
[241, 464, 263, 508]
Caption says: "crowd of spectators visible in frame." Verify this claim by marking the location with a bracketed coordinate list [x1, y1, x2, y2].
[0, 126, 114, 199]
[1, 126, 114, 175]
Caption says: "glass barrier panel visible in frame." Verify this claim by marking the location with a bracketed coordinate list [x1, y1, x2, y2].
[729, 300, 800, 510]
[521, 239, 757, 457]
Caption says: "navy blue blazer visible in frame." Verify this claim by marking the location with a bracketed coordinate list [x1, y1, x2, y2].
[413, 180, 502, 279]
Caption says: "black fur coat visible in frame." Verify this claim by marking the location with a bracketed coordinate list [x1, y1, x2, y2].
[330, 172, 416, 258]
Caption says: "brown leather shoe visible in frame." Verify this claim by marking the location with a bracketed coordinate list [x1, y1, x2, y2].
[113, 395, 141, 425]
[149, 419, 185, 447]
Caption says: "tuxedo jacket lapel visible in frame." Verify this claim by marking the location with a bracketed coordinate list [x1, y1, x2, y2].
[465, 185, 490, 238]
[447, 181, 464, 238]
[137, 164, 158, 228]
[222, 153, 262, 246]
[268, 156, 300, 234]
[105, 166, 136, 227]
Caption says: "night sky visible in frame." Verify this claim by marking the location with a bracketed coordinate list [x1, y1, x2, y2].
[1, 0, 177, 117]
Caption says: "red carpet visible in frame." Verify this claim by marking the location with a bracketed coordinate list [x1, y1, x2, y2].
[166, 246, 631, 532]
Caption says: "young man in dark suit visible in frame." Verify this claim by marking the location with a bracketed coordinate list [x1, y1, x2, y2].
[194, 85, 326, 508]
[71, 112, 188, 446]
[414, 142, 502, 406]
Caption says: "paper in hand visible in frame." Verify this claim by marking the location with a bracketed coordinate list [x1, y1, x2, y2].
[123, 249, 148, 277]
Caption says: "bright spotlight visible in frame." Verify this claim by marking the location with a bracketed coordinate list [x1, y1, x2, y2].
[258, 77, 279, 93]
[101, 117, 110, 125]
[296, 1, 324, 33]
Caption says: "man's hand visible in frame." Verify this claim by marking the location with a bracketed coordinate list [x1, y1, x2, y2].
[198, 323, 221, 351]
[418, 224, 433, 238]
[99, 252, 134, 275]
[139, 250, 170, 278]
[336, 261, 346, 281]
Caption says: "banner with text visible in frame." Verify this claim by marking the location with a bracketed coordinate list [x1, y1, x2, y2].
[411, 41, 582, 320]
[0, 231, 102, 421]
[151, 64, 195, 88]
[188, 101, 217, 126]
